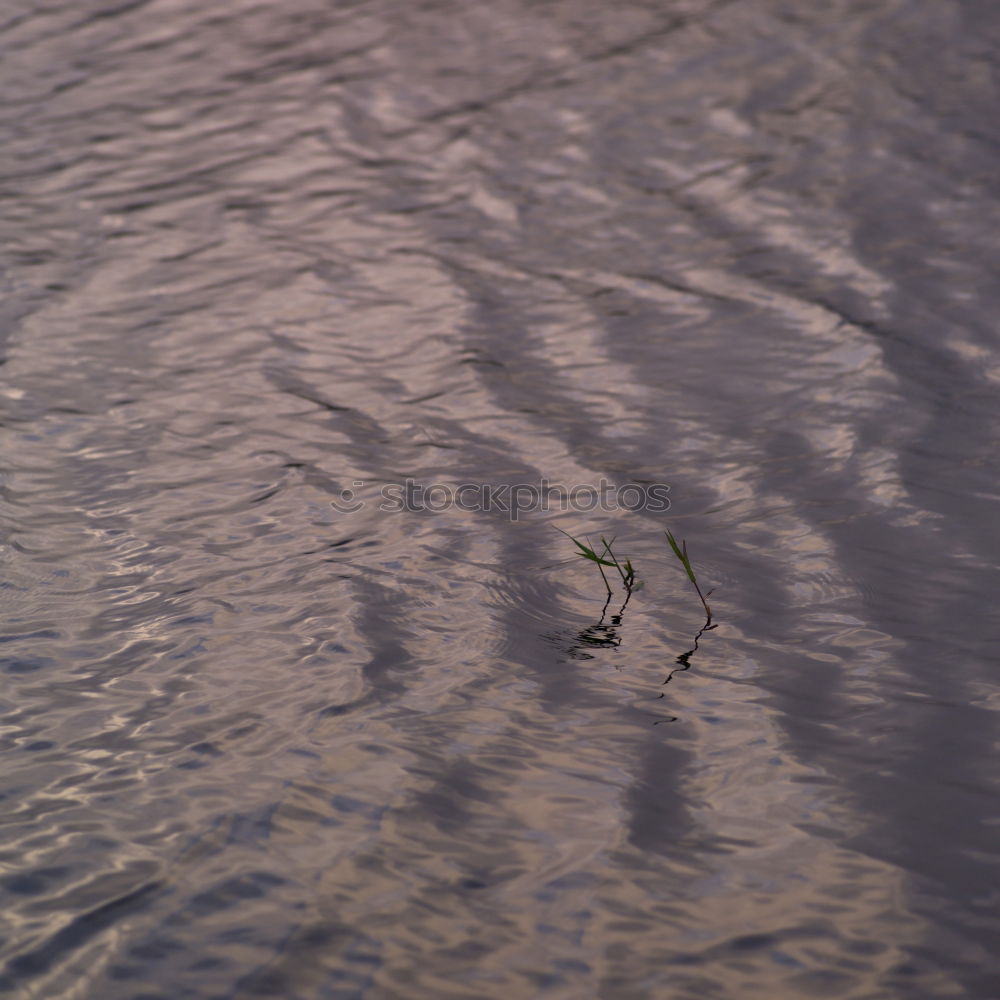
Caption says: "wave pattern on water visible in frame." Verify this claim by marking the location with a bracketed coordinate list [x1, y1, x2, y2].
[2, 0, 999, 997]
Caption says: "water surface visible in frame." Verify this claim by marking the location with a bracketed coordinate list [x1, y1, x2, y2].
[2, 1, 1000, 997]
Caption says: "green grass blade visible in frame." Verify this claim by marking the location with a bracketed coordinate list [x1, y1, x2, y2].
[558, 528, 618, 568]
[665, 529, 714, 623]
[581, 550, 618, 567]
[665, 530, 683, 561]
[665, 530, 698, 584]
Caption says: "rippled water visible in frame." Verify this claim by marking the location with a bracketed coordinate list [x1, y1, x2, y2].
[3, 1, 1000, 997]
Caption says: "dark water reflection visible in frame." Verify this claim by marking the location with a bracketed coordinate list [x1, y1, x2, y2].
[3, 0, 1000, 996]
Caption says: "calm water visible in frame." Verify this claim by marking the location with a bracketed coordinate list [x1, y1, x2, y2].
[3, 1, 1000, 997]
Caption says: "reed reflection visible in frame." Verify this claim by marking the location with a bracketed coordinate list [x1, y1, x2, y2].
[564, 589, 634, 662]
[656, 610, 717, 723]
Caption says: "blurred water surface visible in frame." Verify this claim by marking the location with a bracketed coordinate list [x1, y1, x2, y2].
[2, 1, 1000, 997]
